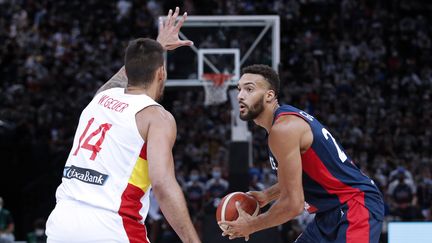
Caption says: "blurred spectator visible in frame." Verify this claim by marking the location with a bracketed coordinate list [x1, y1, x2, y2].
[147, 190, 163, 243]
[261, 165, 278, 189]
[157, 218, 182, 243]
[116, 0, 132, 21]
[26, 218, 46, 243]
[0, 197, 14, 243]
[280, 211, 315, 243]
[185, 169, 206, 215]
[249, 167, 265, 191]
[249, 174, 265, 192]
[387, 169, 422, 221]
[1, 0, 432, 241]
[388, 166, 414, 184]
[204, 166, 229, 218]
[387, 168, 416, 201]
[205, 166, 229, 199]
[416, 167, 432, 218]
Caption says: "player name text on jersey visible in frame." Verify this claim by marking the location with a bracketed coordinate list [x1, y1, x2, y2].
[98, 94, 129, 113]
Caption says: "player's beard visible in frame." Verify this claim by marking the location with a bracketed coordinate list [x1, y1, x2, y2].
[155, 79, 165, 102]
[239, 96, 265, 121]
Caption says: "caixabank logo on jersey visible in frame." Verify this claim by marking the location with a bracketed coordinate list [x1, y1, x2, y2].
[63, 165, 108, 185]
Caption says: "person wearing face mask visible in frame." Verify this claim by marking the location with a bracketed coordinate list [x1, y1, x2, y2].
[185, 169, 206, 213]
[206, 166, 229, 199]
[0, 197, 14, 243]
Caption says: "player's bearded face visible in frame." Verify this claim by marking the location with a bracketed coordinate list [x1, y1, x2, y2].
[239, 94, 265, 121]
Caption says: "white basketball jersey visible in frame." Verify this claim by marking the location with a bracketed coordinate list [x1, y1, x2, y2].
[47, 88, 159, 242]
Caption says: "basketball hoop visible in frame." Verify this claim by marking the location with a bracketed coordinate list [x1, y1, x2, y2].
[202, 73, 233, 106]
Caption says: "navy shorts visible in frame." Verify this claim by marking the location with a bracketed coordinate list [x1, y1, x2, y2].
[295, 199, 382, 243]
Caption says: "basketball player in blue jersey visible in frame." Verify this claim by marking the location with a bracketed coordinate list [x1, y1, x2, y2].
[219, 64, 384, 242]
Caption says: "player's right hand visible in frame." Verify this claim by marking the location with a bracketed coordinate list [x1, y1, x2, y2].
[246, 191, 269, 208]
[157, 7, 193, 51]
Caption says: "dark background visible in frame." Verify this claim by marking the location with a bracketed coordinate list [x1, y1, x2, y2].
[1, 0, 432, 242]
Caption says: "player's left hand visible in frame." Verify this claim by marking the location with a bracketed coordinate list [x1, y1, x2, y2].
[157, 7, 193, 50]
[218, 202, 256, 241]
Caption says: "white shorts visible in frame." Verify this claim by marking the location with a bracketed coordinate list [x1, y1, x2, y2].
[46, 200, 149, 242]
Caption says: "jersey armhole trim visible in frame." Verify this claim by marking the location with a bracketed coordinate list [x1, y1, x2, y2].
[274, 111, 309, 124]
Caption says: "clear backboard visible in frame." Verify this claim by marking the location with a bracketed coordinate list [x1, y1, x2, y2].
[160, 15, 280, 87]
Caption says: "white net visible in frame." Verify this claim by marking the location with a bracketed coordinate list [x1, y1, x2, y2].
[202, 76, 230, 106]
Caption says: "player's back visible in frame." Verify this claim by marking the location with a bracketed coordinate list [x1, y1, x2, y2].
[269, 105, 384, 220]
[47, 88, 158, 242]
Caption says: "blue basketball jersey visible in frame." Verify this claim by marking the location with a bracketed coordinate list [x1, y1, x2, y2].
[268, 105, 384, 219]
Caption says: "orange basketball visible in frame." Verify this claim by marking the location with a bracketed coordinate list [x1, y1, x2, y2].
[216, 192, 259, 229]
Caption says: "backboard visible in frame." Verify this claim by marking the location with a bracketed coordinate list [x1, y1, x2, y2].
[159, 15, 280, 87]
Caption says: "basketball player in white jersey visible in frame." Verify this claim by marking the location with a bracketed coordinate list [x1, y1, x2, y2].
[46, 8, 201, 243]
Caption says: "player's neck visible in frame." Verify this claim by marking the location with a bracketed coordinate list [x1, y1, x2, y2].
[254, 102, 279, 133]
[125, 83, 158, 100]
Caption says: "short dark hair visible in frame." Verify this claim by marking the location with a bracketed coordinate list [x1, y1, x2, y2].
[124, 38, 164, 87]
[242, 64, 280, 97]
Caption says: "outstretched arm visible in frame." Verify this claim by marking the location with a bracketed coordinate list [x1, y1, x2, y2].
[95, 7, 193, 95]
[143, 106, 200, 243]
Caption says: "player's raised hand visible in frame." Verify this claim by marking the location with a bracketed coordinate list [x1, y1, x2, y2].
[247, 191, 270, 208]
[157, 7, 193, 51]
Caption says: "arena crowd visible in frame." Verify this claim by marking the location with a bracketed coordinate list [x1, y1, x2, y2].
[0, 0, 431, 242]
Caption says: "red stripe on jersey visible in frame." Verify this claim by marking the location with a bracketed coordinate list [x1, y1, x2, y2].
[306, 203, 318, 213]
[346, 193, 370, 243]
[274, 112, 303, 123]
[301, 148, 359, 202]
[139, 143, 147, 160]
[119, 183, 149, 243]
[301, 148, 370, 242]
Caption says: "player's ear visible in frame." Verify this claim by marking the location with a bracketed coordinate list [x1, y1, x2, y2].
[157, 64, 166, 82]
[265, 90, 276, 103]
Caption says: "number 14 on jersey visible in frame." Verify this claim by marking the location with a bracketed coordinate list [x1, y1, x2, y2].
[73, 118, 112, 160]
